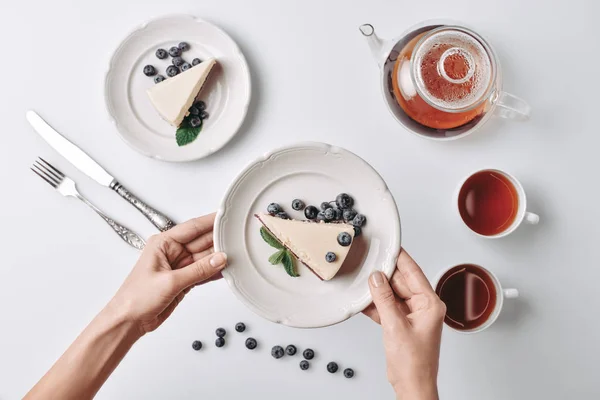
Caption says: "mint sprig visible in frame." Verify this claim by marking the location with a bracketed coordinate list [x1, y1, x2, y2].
[259, 227, 299, 278]
[176, 114, 202, 146]
[268, 249, 286, 265]
[260, 227, 283, 250]
[282, 251, 299, 277]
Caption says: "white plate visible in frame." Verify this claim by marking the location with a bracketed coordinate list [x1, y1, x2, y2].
[104, 15, 251, 162]
[214, 143, 401, 328]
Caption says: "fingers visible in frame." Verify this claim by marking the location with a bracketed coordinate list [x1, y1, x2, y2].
[369, 271, 409, 332]
[362, 303, 381, 324]
[171, 252, 227, 292]
[394, 249, 435, 297]
[164, 213, 216, 244]
[185, 230, 214, 253]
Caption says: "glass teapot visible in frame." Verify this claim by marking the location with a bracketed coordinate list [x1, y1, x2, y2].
[359, 21, 530, 140]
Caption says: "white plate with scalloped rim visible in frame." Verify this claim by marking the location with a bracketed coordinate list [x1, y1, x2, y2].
[104, 15, 251, 162]
[214, 142, 401, 328]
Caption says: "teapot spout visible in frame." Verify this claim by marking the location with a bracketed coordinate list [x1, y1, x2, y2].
[359, 24, 387, 66]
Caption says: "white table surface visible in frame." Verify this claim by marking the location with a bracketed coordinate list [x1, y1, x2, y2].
[1, 0, 598, 399]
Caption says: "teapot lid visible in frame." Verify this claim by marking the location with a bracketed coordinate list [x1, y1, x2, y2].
[411, 26, 496, 112]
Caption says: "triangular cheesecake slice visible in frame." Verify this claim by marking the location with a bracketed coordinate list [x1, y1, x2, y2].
[256, 213, 355, 281]
[147, 58, 217, 127]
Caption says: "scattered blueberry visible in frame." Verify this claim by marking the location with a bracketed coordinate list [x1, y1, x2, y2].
[316, 212, 326, 222]
[195, 101, 207, 111]
[143, 65, 157, 77]
[189, 116, 202, 128]
[235, 322, 246, 333]
[304, 205, 319, 220]
[321, 202, 333, 210]
[325, 252, 337, 263]
[303, 349, 315, 360]
[166, 65, 179, 77]
[333, 208, 343, 221]
[192, 340, 202, 351]
[276, 212, 289, 220]
[327, 362, 339, 373]
[271, 346, 285, 359]
[155, 48, 168, 59]
[336, 193, 354, 210]
[168, 46, 181, 57]
[215, 337, 225, 348]
[192, 58, 202, 66]
[286, 345, 297, 356]
[172, 56, 185, 67]
[267, 203, 282, 215]
[343, 209, 357, 222]
[300, 360, 310, 370]
[323, 208, 335, 221]
[199, 110, 209, 119]
[154, 75, 166, 84]
[343, 368, 355, 379]
[216, 328, 226, 338]
[178, 42, 190, 51]
[353, 226, 362, 237]
[245, 338, 257, 350]
[337, 232, 352, 247]
[181, 62, 192, 71]
[189, 106, 200, 115]
[352, 214, 367, 227]
[292, 199, 305, 211]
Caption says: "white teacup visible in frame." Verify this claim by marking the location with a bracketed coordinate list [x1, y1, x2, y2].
[433, 264, 518, 334]
[454, 168, 539, 238]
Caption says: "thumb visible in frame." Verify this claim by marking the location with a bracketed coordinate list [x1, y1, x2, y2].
[369, 271, 409, 332]
[172, 252, 228, 292]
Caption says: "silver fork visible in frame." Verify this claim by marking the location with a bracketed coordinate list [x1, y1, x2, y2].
[32, 157, 146, 250]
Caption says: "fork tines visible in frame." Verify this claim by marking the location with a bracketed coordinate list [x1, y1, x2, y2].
[31, 157, 65, 188]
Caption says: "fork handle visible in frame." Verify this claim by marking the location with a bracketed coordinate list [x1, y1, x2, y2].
[110, 181, 176, 232]
[77, 195, 146, 250]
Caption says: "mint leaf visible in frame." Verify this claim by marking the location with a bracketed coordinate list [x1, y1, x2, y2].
[176, 116, 202, 146]
[282, 251, 299, 277]
[260, 227, 283, 250]
[268, 249, 286, 265]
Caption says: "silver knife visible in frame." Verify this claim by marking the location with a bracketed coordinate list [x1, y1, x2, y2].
[26, 110, 176, 232]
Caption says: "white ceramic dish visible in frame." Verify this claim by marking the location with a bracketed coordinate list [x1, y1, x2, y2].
[214, 143, 401, 328]
[105, 15, 251, 162]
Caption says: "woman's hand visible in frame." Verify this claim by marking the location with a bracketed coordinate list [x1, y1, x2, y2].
[109, 213, 227, 336]
[364, 250, 445, 400]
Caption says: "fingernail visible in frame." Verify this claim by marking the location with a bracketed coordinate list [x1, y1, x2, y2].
[370, 271, 385, 288]
[210, 252, 227, 268]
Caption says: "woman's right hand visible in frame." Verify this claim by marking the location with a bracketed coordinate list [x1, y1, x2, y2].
[363, 250, 446, 400]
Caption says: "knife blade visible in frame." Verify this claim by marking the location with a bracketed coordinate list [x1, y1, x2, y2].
[26, 110, 176, 232]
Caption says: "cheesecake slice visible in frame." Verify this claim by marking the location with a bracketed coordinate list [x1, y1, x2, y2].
[146, 58, 217, 127]
[256, 213, 355, 281]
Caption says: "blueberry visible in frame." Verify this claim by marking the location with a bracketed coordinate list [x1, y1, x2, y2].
[192, 340, 202, 351]
[245, 337, 257, 350]
[195, 101, 207, 111]
[168, 46, 181, 57]
[303, 349, 315, 360]
[154, 75, 166, 84]
[321, 202, 333, 210]
[199, 110, 209, 120]
[336, 193, 354, 210]
[353, 226, 362, 237]
[276, 212, 289, 220]
[216, 328, 226, 338]
[215, 337, 225, 348]
[300, 360, 310, 370]
[343, 209, 357, 222]
[327, 362, 339, 373]
[181, 62, 192, 71]
[343, 368, 355, 379]
[333, 208, 343, 221]
[235, 322, 246, 333]
[155, 48, 168, 59]
[337, 232, 352, 247]
[166, 65, 179, 77]
[143, 65, 156, 76]
[271, 346, 285, 359]
[323, 208, 335, 221]
[189, 106, 201, 115]
[286, 345, 297, 356]
[316, 212, 326, 222]
[189, 116, 202, 128]
[267, 203, 282, 215]
[292, 199, 305, 211]
[172, 56, 185, 67]
[192, 58, 202, 66]
[304, 206, 318, 220]
[352, 214, 367, 227]
[178, 42, 190, 51]
[325, 252, 336, 263]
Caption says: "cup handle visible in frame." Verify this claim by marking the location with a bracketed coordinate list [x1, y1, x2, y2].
[503, 288, 519, 299]
[494, 91, 531, 120]
[524, 212, 540, 225]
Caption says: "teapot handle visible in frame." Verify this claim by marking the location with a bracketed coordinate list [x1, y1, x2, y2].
[494, 91, 531, 121]
[359, 24, 386, 67]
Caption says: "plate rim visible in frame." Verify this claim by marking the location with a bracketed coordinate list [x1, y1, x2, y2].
[103, 13, 252, 162]
[214, 142, 402, 328]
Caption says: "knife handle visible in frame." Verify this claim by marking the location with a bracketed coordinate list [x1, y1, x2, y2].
[110, 181, 176, 232]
